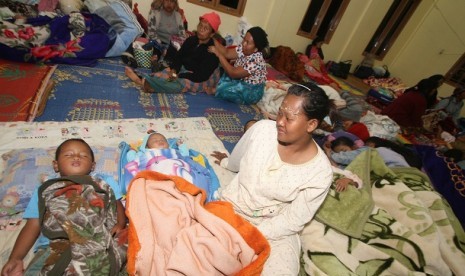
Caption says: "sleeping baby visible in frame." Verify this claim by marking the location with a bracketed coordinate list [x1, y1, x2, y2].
[121, 131, 220, 202]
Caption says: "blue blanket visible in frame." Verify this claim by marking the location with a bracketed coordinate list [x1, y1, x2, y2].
[414, 144, 465, 230]
[118, 141, 220, 202]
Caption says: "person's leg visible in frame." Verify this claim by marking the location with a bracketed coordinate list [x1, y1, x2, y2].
[125, 67, 143, 86]
[261, 234, 301, 275]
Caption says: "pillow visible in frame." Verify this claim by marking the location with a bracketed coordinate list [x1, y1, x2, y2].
[0, 146, 120, 218]
[59, 0, 84, 14]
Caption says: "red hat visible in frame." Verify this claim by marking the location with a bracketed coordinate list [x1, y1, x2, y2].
[199, 12, 221, 32]
[347, 122, 370, 142]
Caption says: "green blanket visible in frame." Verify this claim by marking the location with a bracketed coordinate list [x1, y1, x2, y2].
[302, 149, 465, 275]
[315, 149, 382, 238]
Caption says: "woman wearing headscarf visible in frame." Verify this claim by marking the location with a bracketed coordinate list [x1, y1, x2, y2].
[209, 26, 269, 105]
[125, 12, 221, 94]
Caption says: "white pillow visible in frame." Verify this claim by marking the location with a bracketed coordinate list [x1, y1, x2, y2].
[59, 0, 84, 14]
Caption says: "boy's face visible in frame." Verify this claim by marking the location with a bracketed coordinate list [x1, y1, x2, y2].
[53, 140, 95, 177]
[333, 144, 352, 153]
[146, 133, 169, 149]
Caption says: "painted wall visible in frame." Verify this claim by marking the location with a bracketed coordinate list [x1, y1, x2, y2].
[137, 0, 464, 99]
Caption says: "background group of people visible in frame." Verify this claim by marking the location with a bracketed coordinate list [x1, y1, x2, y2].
[124, 0, 269, 105]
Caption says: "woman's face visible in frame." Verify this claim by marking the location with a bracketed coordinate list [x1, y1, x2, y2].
[196, 19, 214, 42]
[276, 94, 316, 144]
[163, 0, 176, 13]
[241, 32, 257, 56]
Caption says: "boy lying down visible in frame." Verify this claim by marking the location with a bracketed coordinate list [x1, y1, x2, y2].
[120, 131, 220, 202]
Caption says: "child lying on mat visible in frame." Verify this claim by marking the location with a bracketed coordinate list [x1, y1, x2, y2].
[325, 136, 410, 168]
[1, 138, 127, 275]
[120, 131, 220, 202]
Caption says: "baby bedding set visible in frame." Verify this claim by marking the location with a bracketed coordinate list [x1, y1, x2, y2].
[119, 136, 220, 202]
[0, 118, 266, 273]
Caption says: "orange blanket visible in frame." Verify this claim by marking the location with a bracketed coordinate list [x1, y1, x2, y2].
[126, 171, 270, 275]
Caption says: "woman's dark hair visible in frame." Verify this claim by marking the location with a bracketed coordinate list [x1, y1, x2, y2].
[427, 74, 445, 84]
[311, 36, 324, 46]
[244, 119, 258, 133]
[287, 82, 332, 123]
[405, 78, 438, 103]
[306, 37, 324, 59]
[55, 138, 95, 162]
[330, 136, 355, 151]
[365, 136, 422, 169]
[247, 26, 269, 52]
[404, 75, 443, 108]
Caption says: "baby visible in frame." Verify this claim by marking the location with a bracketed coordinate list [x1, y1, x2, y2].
[122, 131, 219, 201]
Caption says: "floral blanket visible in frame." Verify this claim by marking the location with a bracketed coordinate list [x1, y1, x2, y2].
[0, 13, 111, 66]
[301, 149, 465, 275]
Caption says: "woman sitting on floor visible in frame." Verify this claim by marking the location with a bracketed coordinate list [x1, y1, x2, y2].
[121, 0, 186, 69]
[381, 77, 439, 133]
[297, 36, 342, 92]
[208, 26, 269, 105]
[211, 82, 333, 274]
[125, 12, 221, 94]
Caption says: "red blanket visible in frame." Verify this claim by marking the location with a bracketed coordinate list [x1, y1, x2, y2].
[0, 59, 55, 121]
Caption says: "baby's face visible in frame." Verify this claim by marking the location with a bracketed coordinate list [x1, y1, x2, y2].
[147, 133, 169, 149]
[333, 144, 352, 153]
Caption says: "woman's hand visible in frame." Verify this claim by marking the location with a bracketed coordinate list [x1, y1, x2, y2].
[208, 46, 219, 57]
[211, 151, 228, 165]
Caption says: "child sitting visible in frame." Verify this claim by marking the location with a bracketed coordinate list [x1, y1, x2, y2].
[121, 131, 220, 201]
[326, 136, 410, 168]
[1, 138, 127, 275]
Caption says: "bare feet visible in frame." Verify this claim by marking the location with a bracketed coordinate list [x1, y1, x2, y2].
[125, 66, 143, 86]
[143, 80, 155, 93]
